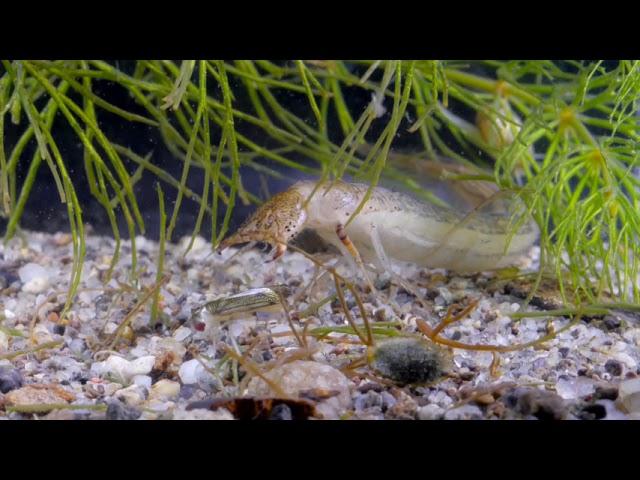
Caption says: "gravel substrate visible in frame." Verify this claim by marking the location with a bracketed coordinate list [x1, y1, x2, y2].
[1, 230, 639, 420]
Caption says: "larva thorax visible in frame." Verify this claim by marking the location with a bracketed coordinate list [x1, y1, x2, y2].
[217, 186, 307, 251]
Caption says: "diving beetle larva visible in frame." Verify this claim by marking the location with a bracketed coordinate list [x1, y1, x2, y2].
[218, 180, 539, 273]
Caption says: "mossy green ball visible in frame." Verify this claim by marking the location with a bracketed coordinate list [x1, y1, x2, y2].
[369, 337, 451, 385]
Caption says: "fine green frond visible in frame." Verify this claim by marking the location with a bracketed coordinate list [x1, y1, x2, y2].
[1, 60, 639, 311]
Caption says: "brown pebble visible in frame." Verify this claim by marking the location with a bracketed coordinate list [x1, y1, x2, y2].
[5, 384, 75, 408]
[474, 393, 495, 405]
[594, 385, 618, 401]
[458, 371, 475, 381]
[154, 351, 176, 372]
[486, 401, 506, 418]
[374, 309, 387, 323]
[357, 382, 384, 394]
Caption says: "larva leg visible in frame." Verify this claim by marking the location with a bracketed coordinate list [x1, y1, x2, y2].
[369, 224, 392, 272]
[335, 224, 377, 294]
[267, 242, 288, 262]
[369, 223, 424, 300]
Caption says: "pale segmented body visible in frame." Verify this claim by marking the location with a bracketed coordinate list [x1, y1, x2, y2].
[219, 180, 539, 272]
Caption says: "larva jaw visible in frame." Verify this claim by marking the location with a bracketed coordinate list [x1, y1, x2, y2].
[217, 188, 307, 256]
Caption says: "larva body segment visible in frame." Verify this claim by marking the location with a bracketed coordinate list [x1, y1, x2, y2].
[295, 181, 539, 272]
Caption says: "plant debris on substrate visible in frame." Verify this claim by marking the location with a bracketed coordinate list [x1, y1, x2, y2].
[1, 230, 639, 420]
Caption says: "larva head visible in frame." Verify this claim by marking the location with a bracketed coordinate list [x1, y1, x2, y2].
[217, 188, 307, 253]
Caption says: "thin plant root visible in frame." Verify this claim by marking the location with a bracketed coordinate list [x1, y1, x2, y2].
[336, 223, 377, 295]
[223, 345, 289, 399]
[6, 403, 108, 414]
[275, 287, 305, 348]
[428, 299, 480, 339]
[334, 275, 369, 346]
[287, 243, 375, 347]
[416, 311, 584, 354]
[105, 275, 170, 350]
[0, 340, 64, 361]
[489, 351, 501, 377]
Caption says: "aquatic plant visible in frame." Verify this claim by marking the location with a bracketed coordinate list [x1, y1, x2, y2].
[0, 60, 638, 313]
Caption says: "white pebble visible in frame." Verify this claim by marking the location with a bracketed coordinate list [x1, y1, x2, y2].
[418, 404, 444, 420]
[178, 359, 206, 385]
[173, 407, 234, 420]
[132, 375, 152, 390]
[150, 379, 180, 401]
[612, 352, 637, 370]
[129, 356, 156, 375]
[115, 384, 147, 406]
[555, 377, 596, 400]
[4, 309, 15, 319]
[178, 235, 209, 254]
[270, 324, 293, 345]
[444, 404, 483, 420]
[91, 355, 155, 384]
[103, 322, 118, 335]
[619, 378, 640, 414]
[173, 326, 192, 342]
[18, 263, 50, 293]
[32, 324, 55, 345]
[84, 380, 123, 398]
[0, 331, 8, 351]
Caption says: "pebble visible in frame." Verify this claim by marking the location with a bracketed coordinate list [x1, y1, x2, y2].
[555, 377, 596, 400]
[148, 336, 186, 363]
[91, 355, 156, 384]
[106, 400, 142, 420]
[246, 360, 351, 419]
[178, 235, 208, 254]
[132, 375, 152, 390]
[618, 378, 640, 414]
[84, 380, 123, 398]
[18, 263, 50, 293]
[149, 379, 180, 401]
[604, 359, 623, 377]
[5, 384, 75, 407]
[443, 404, 483, 420]
[115, 384, 147, 406]
[506, 387, 567, 420]
[354, 390, 383, 412]
[172, 326, 192, 342]
[0, 366, 24, 393]
[417, 404, 445, 420]
[612, 352, 637, 370]
[31, 324, 55, 345]
[603, 315, 621, 331]
[173, 407, 234, 420]
[178, 359, 207, 385]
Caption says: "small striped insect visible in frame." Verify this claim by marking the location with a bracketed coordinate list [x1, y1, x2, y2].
[190, 287, 288, 332]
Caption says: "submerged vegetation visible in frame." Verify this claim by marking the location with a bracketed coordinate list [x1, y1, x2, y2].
[0, 60, 639, 314]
